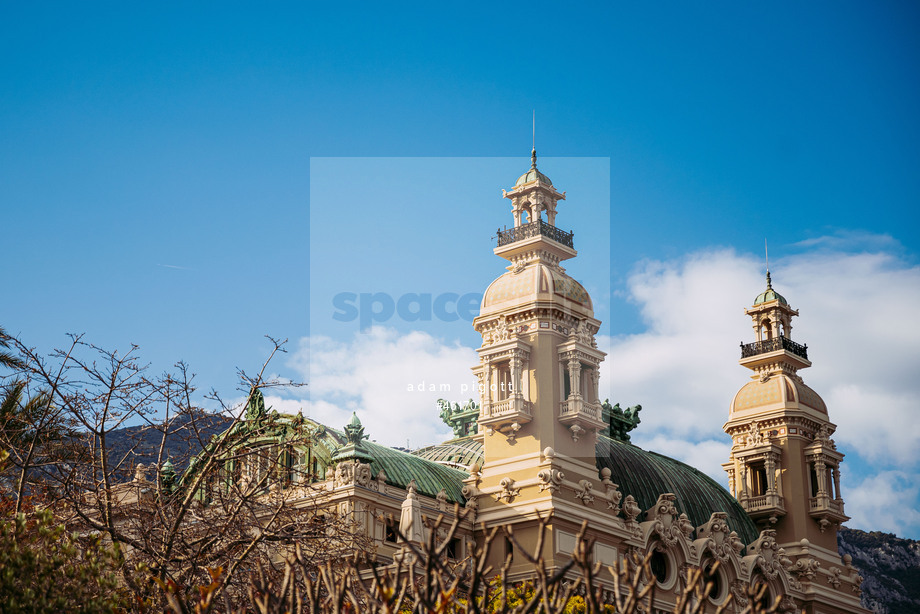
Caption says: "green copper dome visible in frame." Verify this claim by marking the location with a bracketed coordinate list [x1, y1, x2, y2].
[515, 168, 553, 187]
[753, 272, 787, 306]
[514, 148, 553, 186]
[414, 434, 759, 547]
[595, 436, 759, 546]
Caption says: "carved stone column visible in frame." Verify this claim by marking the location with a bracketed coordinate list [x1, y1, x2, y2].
[567, 358, 581, 399]
[815, 459, 828, 497]
[510, 354, 523, 397]
[832, 467, 843, 501]
[765, 452, 777, 493]
[482, 359, 492, 414]
[589, 366, 600, 403]
[739, 464, 749, 501]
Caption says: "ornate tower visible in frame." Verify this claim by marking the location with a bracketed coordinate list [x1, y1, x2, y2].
[468, 150, 606, 567]
[723, 273, 852, 588]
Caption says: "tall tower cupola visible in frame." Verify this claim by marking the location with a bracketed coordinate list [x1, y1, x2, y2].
[724, 272, 850, 578]
[470, 151, 606, 523]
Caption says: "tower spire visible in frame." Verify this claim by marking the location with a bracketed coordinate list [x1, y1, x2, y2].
[531, 110, 537, 169]
[765, 239, 772, 289]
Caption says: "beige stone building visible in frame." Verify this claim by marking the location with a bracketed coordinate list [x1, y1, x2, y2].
[173, 151, 869, 612]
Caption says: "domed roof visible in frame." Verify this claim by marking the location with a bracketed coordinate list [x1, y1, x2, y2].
[730, 374, 827, 417]
[480, 262, 592, 316]
[412, 438, 483, 470]
[753, 272, 787, 306]
[414, 434, 759, 546]
[514, 149, 553, 187]
[515, 167, 553, 187]
[596, 437, 760, 546]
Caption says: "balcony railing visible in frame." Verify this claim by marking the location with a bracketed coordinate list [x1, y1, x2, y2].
[740, 336, 808, 360]
[497, 220, 574, 249]
[744, 494, 785, 512]
[486, 397, 532, 419]
[809, 496, 844, 514]
[559, 398, 602, 420]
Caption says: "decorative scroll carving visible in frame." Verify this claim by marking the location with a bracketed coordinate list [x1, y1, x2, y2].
[574, 479, 595, 505]
[748, 529, 784, 580]
[497, 477, 520, 503]
[828, 566, 843, 589]
[569, 424, 585, 442]
[645, 493, 681, 548]
[461, 483, 480, 522]
[790, 557, 821, 582]
[697, 512, 732, 560]
[537, 468, 564, 494]
[599, 467, 622, 513]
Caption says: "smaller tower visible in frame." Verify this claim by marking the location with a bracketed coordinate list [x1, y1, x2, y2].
[724, 273, 851, 590]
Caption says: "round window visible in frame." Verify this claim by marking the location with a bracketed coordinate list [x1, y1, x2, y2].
[702, 561, 726, 603]
[649, 549, 671, 586]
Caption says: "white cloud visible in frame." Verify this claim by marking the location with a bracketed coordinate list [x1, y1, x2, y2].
[630, 435, 731, 484]
[608, 244, 920, 472]
[842, 470, 920, 536]
[284, 327, 478, 449]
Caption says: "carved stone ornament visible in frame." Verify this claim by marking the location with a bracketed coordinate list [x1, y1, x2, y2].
[748, 529, 784, 580]
[570, 319, 594, 345]
[622, 495, 641, 527]
[569, 424, 586, 442]
[599, 468, 622, 512]
[354, 462, 372, 487]
[790, 557, 821, 582]
[436, 488, 448, 512]
[730, 580, 750, 607]
[828, 566, 843, 589]
[698, 512, 732, 560]
[505, 421, 522, 443]
[497, 476, 520, 503]
[461, 484, 480, 522]
[778, 596, 798, 613]
[745, 421, 766, 447]
[646, 493, 682, 548]
[677, 513, 694, 539]
[729, 531, 745, 556]
[334, 461, 354, 487]
[574, 479, 595, 505]
[537, 468, 565, 494]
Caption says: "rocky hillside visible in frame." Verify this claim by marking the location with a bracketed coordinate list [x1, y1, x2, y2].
[838, 526, 920, 614]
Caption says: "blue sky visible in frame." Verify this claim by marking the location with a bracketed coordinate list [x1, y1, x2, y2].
[3, 3, 919, 537]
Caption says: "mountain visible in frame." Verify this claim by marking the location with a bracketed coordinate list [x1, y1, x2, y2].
[838, 526, 920, 614]
[104, 412, 233, 478]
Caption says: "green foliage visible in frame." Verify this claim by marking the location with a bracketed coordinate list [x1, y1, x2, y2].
[0, 506, 128, 614]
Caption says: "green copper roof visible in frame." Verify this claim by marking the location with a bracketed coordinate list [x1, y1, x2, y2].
[596, 436, 759, 546]
[414, 434, 759, 547]
[753, 272, 787, 306]
[413, 437, 483, 470]
[514, 148, 553, 187]
[515, 168, 553, 187]
[359, 439, 469, 503]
